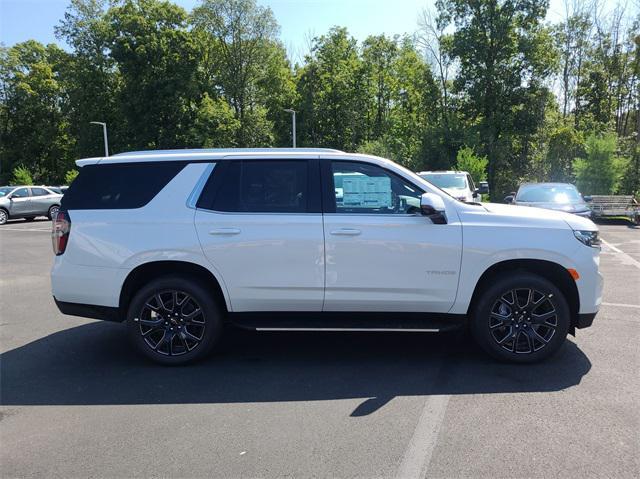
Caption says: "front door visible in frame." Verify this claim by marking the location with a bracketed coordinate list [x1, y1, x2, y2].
[195, 159, 324, 312]
[8, 188, 32, 215]
[322, 160, 463, 313]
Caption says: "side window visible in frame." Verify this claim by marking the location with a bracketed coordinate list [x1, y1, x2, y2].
[330, 161, 422, 215]
[31, 188, 50, 197]
[11, 188, 29, 198]
[61, 162, 185, 210]
[211, 161, 309, 213]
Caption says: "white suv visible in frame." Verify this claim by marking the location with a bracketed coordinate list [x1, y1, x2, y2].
[51, 148, 602, 365]
[418, 170, 483, 203]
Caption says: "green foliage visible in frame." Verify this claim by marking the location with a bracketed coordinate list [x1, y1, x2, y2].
[0, 0, 637, 193]
[64, 169, 79, 185]
[455, 147, 487, 184]
[438, 0, 557, 198]
[11, 166, 33, 185]
[545, 123, 584, 182]
[573, 133, 627, 195]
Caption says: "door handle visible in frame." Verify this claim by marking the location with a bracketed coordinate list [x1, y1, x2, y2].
[330, 228, 361, 236]
[209, 228, 241, 235]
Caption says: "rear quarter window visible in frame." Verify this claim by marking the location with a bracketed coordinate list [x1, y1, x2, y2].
[61, 162, 185, 210]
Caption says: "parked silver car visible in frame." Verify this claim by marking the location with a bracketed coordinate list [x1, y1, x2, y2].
[0, 186, 62, 225]
[504, 183, 593, 218]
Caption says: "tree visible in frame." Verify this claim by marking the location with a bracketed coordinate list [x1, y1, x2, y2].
[296, 27, 366, 151]
[11, 165, 33, 185]
[55, 0, 119, 158]
[573, 133, 627, 194]
[545, 123, 584, 182]
[192, 0, 283, 146]
[437, 0, 557, 198]
[455, 146, 488, 184]
[64, 169, 79, 184]
[106, 0, 200, 150]
[0, 41, 71, 183]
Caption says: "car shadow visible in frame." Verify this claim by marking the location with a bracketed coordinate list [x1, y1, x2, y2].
[594, 218, 638, 229]
[0, 322, 591, 415]
[3, 217, 50, 225]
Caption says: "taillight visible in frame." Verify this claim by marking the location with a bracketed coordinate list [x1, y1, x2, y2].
[52, 210, 71, 255]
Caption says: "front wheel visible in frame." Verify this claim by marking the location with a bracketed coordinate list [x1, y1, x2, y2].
[471, 273, 570, 363]
[126, 275, 223, 365]
[0, 209, 8, 225]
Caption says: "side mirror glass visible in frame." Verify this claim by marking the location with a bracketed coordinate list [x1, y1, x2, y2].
[420, 192, 447, 224]
[583, 195, 592, 202]
[503, 195, 514, 204]
[477, 182, 489, 195]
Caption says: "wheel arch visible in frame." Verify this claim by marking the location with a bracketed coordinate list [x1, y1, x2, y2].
[467, 259, 580, 334]
[119, 260, 229, 316]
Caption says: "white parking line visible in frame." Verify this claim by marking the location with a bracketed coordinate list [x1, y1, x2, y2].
[600, 238, 640, 269]
[602, 302, 640, 309]
[396, 392, 450, 479]
[0, 227, 50, 232]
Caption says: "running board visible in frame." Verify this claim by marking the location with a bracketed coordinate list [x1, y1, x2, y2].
[227, 312, 467, 333]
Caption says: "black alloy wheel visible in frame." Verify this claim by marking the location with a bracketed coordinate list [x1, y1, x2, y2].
[127, 275, 222, 365]
[471, 273, 570, 363]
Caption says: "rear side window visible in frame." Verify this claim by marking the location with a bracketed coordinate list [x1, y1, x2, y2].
[61, 162, 185, 210]
[199, 160, 316, 213]
[31, 188, 50, 196]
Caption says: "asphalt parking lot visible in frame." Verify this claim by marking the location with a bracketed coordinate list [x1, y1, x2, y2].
[1, 217, 638, 478]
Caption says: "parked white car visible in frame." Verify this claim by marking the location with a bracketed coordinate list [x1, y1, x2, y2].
[418, 170, 486, 202]
[51, 148, 602, 365]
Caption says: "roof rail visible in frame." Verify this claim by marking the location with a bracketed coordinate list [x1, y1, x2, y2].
[112, 147, 344, 157]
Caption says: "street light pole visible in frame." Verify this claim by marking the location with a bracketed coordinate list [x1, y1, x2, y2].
[284, 109, 296, 148]
[90, 121, 109, 156]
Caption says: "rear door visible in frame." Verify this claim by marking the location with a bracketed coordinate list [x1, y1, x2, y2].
[322, 159, 463, 313]
[30, 187, 55, 215]
[195, 159, 325, 312]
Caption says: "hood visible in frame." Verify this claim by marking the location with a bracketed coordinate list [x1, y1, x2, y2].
[481, 202, 597, 231]
[516, 201, 590, 213]
[442, 187, 469, 199]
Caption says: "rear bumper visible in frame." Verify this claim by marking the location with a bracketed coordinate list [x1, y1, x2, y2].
[576, 312, 597, 329]
[54, 298, 123, 322]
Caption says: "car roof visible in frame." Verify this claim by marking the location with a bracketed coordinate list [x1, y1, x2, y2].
[76, 148, 346, 166]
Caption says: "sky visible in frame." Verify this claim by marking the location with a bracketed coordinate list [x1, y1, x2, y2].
[0, 0, 628, 63]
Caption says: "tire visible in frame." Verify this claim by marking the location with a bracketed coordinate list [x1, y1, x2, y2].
[47, 205, 60, 220]
[24, 216, 36, 222]
[470, 272, 570, 363]
[0, 208, 8, 225]
[126, 275, 223, 365]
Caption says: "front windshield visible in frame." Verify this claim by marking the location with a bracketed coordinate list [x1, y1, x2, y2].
[516, 184, 582, 203]
[0, 187, 13, 197]
[420, 174, 467, 190]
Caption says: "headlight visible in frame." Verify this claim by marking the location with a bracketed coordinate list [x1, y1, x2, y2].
[574, 230, 601, 248]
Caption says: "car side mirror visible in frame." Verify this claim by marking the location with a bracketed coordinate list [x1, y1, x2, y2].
[420, 192, 447, 224]
[583, 195, 592, 202]
[477, 182, 489, 195]
[503, 195, 514, 204]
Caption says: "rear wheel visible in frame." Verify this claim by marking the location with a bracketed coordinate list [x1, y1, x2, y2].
[126, 275, 223, 365]
[47, 205, 60, 220]
[471, 272, 570, 363]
